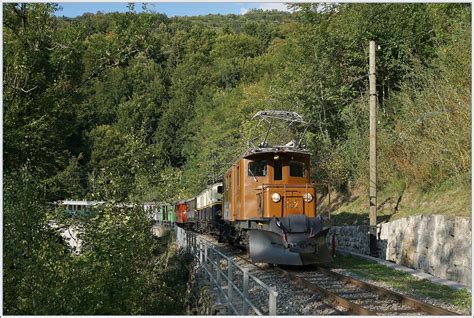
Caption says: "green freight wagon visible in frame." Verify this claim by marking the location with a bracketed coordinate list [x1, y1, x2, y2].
[159, 203, 175, 224]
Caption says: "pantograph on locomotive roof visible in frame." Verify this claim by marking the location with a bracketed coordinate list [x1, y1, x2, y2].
[247, 110, 309, 154]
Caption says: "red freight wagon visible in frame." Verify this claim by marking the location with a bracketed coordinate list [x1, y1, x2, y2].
[175, 200, 187, 223]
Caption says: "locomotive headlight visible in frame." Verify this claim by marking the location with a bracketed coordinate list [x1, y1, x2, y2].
[272, 193, 281, 202]
[303, 193, 313, 202]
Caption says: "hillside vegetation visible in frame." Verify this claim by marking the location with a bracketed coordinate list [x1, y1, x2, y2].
[3, 3, 471, 314]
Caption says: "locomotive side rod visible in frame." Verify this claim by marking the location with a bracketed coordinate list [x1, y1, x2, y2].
[272, 267, 378, 315]
[316, 266, 459, 316]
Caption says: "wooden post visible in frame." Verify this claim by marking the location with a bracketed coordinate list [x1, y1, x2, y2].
[327, 184, 331, 221]
[369, 41, 377, 251]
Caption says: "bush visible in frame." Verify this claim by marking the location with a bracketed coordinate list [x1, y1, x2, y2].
[4, 170, 192, 314]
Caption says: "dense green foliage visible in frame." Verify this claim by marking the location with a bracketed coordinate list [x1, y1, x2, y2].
[4, 3, 470, 201]
[4, 170, 191, 314]
[3, 3, 471, 314]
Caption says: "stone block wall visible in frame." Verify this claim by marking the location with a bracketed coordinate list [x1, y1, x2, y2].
[377, 215, 471, 287]
[327, 215, 472, 287]
[326, 225, 371, 255]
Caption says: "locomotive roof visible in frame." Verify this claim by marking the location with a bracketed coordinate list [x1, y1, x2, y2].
[242, 146, 311, 158]
[224, 146, 311, 174]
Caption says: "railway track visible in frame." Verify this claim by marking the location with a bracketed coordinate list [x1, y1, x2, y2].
[195, 233, 460, 316]
[198, 235, 343, 315]
[233, 254, 460, 316]
[274, 266, 460, 316]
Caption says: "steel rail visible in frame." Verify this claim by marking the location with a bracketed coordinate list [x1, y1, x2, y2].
[316, 266, 460, 316]
[234, 255, 367, 315]
[236, 254, 460, 316]
[233, 255, 347, 316]
[272, 267, 378, 315]
[184, 231, 461, 316]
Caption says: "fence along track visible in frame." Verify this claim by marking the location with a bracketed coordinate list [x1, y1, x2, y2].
[178, 228, 460, 316]
[176, 227, 278, 315]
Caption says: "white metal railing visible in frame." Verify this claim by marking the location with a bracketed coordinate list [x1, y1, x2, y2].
[153, 220, 176, 229]
[175, 227, 278, 315]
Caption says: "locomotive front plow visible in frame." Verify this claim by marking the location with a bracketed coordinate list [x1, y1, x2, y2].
[249, 222, 332, 265]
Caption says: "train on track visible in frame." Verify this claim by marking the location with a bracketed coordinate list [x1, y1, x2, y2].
[58, 111, 332, 265]
[155, 111, 333, 265]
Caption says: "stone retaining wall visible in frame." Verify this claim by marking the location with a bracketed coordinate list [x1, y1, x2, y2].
[327, 215, 472, 287]
[327, 225, 370, 255]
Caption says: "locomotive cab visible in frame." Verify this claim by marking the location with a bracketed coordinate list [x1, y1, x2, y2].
[250, 152, 315, 219]
[222, 147, 332, 265]
[223, 150, 315, 221]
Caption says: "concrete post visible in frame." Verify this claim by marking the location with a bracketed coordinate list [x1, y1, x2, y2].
[199, 241, 203, 264]
[227, 260, 233, 303]
[216, 253, 221, 287]
[242, 269, 249, 314]
[269, 287, 278, 315]
[369, 40, 378, 255]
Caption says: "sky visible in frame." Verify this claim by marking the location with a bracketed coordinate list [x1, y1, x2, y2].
[55, 2, 292, 18]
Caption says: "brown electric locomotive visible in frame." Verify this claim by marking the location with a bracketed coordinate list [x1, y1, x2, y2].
[173, 111, 331, 265]
[220, 111, 332, 265]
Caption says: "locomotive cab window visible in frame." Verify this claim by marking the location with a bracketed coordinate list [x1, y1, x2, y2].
[237, 166, 240, 185]
[290, 160, 306, 177]
[274, 160, 283, 180]
[248, 160, 267, 177]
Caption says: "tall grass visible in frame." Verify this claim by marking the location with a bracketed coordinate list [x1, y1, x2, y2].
[336, 20, 470, 193]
